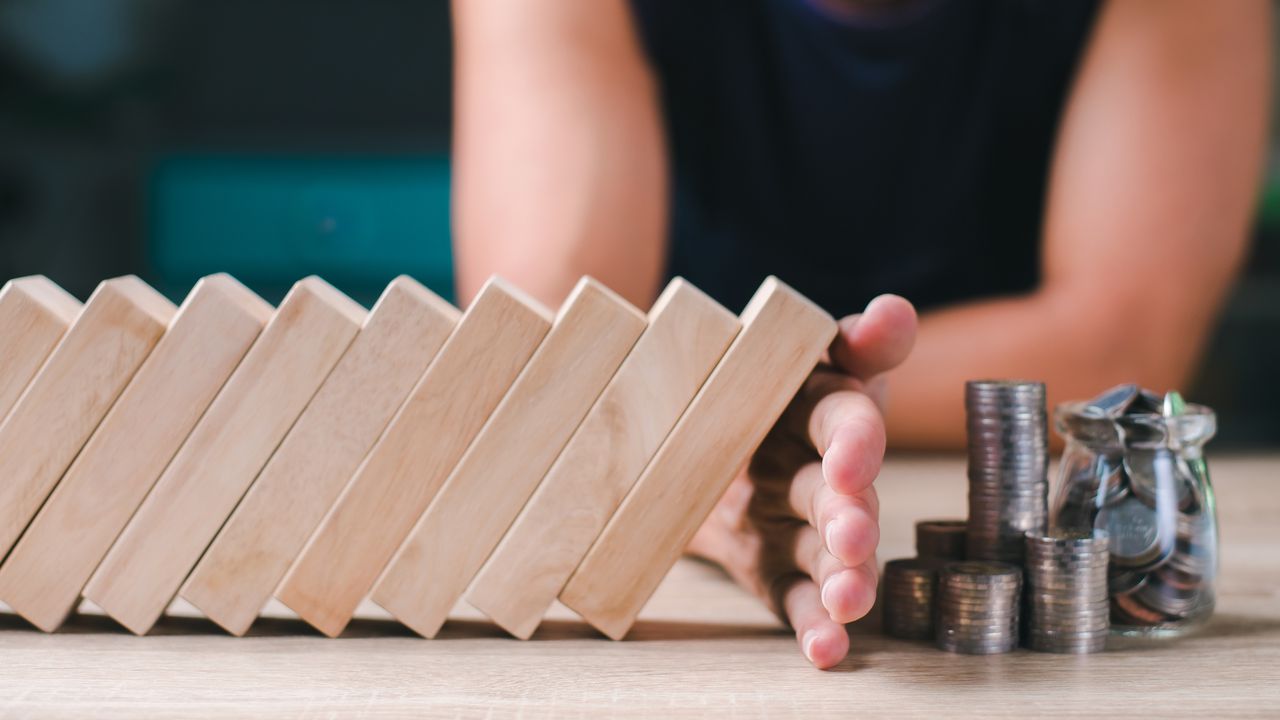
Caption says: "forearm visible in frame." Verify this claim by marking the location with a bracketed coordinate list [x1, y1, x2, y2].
[885, 0, 1271, 451]
[883, 282, 1208, 450]
[451, 0, 667, 310]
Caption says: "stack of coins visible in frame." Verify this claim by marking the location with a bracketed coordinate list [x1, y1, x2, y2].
[935, 561, 1022, 654]
[881, 558, 943, 640]
[965, 380, 1049, 563]
[915, 519, 967, 561]
[1024, 530, 1110, 653]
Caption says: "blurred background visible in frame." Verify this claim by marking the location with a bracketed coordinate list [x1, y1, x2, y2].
[1, 0, 1277, 447]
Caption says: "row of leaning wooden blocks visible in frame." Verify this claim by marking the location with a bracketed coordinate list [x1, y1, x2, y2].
[0, 271, 836, 641]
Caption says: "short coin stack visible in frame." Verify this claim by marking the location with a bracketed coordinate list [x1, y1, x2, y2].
[914, 520, 967, 561]
[935, 561, 1022, 654]
[965, 380, 1049, 563]
[881, 558, 943, 641]
[1024, 530, 1110, 653]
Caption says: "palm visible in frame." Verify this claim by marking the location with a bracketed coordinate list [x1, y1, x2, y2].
[688, 296, 916, 669]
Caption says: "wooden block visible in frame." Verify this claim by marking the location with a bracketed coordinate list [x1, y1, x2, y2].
[369, 277, 647, 638]
[82, 277, 365, 635]
[276, 277, 552, 637]
[0, 276, 174, 558]
[179, 277, 460, 636]
[0, 276, 81, 423]
[466, 278, 740, 639]
[559, 276, 837, 640]
[0, 275, 271, 631]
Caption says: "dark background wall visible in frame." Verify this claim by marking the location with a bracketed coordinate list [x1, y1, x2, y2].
[1, 0, 1277, 447]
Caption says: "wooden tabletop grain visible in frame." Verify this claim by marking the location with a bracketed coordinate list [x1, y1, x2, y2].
[2, 454, 1277, 718]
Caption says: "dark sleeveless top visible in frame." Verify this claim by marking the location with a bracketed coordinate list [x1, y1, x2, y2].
[630, 0, 1101, 316]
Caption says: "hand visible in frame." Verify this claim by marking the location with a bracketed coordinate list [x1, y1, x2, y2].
[687, 294, 917, 669]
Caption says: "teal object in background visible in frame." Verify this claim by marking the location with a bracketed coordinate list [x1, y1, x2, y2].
[148, 155, 454, 306]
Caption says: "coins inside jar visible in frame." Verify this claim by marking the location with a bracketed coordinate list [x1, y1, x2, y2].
[1052, 385, 1219, 635]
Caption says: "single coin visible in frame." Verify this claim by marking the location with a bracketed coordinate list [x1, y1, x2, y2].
[1107, 569, 1148, 596]
[1111, 592, 1172, 626]
[1162, 390, 1186, 418]
[1086, 383, 1140, 417]
[1097, 495, 1168, 569]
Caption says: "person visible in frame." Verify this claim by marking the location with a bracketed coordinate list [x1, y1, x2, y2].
[448, 0, 1271, 668]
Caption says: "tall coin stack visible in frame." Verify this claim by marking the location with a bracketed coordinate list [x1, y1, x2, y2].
[935, 561, 1022, 654]
[882, 558, 943, 641]
[1024, 530, 1110, 653]
[965, 380, 1049, 563]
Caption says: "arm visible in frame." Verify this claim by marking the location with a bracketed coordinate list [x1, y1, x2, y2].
[450, 0, 667, 308]
[452, 2, 919, 672]
[884, 0, 1272, 449]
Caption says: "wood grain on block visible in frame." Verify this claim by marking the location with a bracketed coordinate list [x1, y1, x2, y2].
[0, 275, 271, 632]
[82, 277, 364, 635]
[369, 277, 647, 638]
[180, 277, 459, 636]
[276, 277, 551, 638]
[0, 276, 81, 423]
[559, 276, 837, 640]
[466, 278, 740, 639]
[0, 276, 174, 559]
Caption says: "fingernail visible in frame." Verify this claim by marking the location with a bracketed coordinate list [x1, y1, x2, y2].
[824, 520, 839, 556]
[821, 579, 837, 613]
[821, 442, 845, 483]
[802, 630, 819, 662]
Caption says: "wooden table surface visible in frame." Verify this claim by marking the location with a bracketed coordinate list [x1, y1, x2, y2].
[3, 454, 1277, 718]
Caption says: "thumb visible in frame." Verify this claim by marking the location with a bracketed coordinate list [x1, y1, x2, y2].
[829, 294, 917, 381]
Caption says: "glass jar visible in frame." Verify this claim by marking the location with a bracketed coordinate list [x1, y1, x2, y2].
[1050, 386, 1218, 638]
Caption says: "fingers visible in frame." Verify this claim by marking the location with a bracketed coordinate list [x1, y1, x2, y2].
[803, 383, 885, 496]
[787, 462, 879, 566]
[829, 294, 917, 381]
[822, 559, 878, 624]
[792, 525, 879, 624]
[780, 579, 849, 670]
[779, 364, 887, 499]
